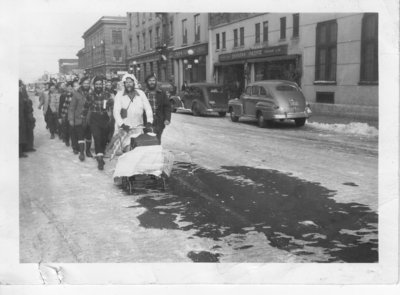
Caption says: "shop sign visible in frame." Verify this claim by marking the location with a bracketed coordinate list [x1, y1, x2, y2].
[219, 45, 288, 62]
[172, 43, 208, 59]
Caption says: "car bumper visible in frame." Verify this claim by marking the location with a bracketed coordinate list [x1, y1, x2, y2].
[204, 108, 228, 114]
[272, 110, 311, 119]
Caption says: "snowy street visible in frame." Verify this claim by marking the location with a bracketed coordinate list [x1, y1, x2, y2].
[20, 93, 378, 263]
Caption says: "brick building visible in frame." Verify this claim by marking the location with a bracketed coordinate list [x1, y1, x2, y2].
[126, 12, 175, 84]
[76, 16, 128, 77]
[171, 13, 211, 90]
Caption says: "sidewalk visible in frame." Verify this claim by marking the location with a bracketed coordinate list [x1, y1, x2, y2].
[307, 114, 378, 129]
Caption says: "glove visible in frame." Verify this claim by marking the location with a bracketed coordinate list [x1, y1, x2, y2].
[144, 122, 153, 134]
[121, 124, 130, 132]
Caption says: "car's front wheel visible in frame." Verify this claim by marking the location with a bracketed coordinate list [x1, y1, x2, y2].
[192, 102, 201, 116]
[257, 113, 267, 128]
[170, 99, 177, 113]
[218, 112, 226, 117]
[230, 109, 239, 122]
[295, 118, 306, 127]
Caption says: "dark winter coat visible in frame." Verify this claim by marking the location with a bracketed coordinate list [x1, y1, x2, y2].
[144, 88, 171, 132]
[19, 90, 28, 144]
[86, 91, 113, 127]
[68, 87, 91, 126]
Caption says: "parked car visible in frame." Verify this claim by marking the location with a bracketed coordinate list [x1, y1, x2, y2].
[170, 83, 229, 116]
[228, 80, 312, 127]
[157, 81, 176, 98]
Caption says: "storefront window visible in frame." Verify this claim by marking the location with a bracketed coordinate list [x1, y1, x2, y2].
[184, 56, 206, 83]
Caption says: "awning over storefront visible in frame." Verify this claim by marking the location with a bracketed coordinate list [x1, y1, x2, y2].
[247, 54, 300, 64]
[214, 60, 246, 66]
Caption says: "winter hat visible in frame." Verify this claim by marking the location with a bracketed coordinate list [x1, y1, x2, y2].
[121, 73, 138, 85]
[93, 75, 103, 84]
[79, 76, 90, 85]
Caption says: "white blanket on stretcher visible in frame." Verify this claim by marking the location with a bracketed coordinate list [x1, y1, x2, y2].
[113, 145, 174, 180]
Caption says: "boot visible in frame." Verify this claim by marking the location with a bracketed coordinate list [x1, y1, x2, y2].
[78, 142, 85, 161]
[96, 155, 105, 170]
[85, 140, 93, 158]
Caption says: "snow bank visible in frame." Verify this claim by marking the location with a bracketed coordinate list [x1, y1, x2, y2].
[308, 122, 378, 136]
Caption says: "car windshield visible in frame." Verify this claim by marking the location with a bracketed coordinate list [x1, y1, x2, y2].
[276, 84, 299, 92]
[207, 86, 224, 93]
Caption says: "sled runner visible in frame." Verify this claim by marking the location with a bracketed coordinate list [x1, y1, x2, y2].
[110, 129, 174, 193]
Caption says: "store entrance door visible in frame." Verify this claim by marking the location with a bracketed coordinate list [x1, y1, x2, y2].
[223, 64, 245, 99]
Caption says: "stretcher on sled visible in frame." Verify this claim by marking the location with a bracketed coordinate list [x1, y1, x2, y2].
[107, 127, 174, 193]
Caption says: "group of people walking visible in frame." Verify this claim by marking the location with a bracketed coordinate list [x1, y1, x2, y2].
[20, 73, 172, 171]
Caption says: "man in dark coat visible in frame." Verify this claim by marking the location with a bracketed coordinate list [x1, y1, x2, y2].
[68, 76, 93, 161]
[104, 79, 115, 142]
[19, 80, 28, 157]
[86, 76, 113, 170]
[143, 74, 172, 143]
[24, 90, 36, 152]
[59, 81, 75, 148]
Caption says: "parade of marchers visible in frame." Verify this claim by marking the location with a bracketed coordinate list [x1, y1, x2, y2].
[18, 72, 172, 172]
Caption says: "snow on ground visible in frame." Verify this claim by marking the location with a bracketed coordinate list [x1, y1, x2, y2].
[307, 122, 378, 137]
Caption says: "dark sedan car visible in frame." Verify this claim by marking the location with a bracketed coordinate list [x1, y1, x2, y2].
[170, 83, 229, 116]
[228, 80, 312, 127]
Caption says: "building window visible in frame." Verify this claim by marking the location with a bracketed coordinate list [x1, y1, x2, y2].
[142, 32, 146, 50]
[113, 49, 122, 62]
[194, 14, 200, 42]
[316, 92, 335, 104]
[216, 33, 220, 50]
[112, 30, 122, 44]
[150, 62, 154, 75]
[128, 13, 132, 31]
[293, 14, 299, 38]
[263, 21, 268, 42]
[280, 17, 286, 39]
[255, 23, 260, 44]
[315, 20, 337, 81]
[360, 13, 378, 83]
[149, 29, 153, 49]
[137, 35, 140, 52]
[233, 29, 238, 47]
[222, 32, 226, 49]
[156, 26, 160, 43]
[136, 13, 140, 26]
[129, 37, 133, 54]
[182, 19, 187, 44]
[240, 27, 244, 46]
[170, 19, 174, 36]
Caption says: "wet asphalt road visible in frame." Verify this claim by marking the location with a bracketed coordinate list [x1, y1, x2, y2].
[20, 94, 378, 263]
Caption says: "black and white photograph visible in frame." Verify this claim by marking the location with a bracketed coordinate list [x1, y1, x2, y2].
[0, 0, 399, 289]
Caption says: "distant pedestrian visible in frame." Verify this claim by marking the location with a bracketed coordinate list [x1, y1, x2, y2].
[111, 77, 120, 95]
[57, 81, 68, 140]
[181, 81, 188, 91]
[38, 83, 50, 129]
[39, 83, 59, 139]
